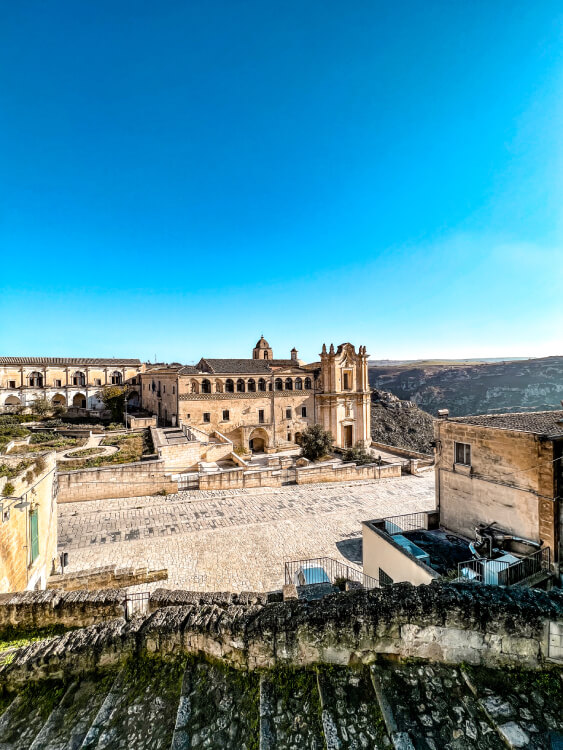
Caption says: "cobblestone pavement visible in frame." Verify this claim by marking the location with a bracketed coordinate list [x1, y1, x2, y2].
[58, 473, 435, 592]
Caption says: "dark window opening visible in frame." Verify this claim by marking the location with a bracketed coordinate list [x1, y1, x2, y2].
[455, 442, 471, 466]
[203, 412, 211, 423]
[379, 568, 393, 587]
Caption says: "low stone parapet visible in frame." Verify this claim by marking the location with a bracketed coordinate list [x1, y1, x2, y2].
[295, 461, 402, 484]
[2, 583, 562, 688]
[47, 565, 168, 592]
[0, 589, 127, 633]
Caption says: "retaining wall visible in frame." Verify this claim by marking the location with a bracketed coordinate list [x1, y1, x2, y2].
[296, 461, 402, 484]
[2, 583, 562, 687]
[57, 460, 178, 502]
[0, 589, 126, 632]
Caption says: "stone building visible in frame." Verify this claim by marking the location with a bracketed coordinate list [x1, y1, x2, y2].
[141, 338, 371, 452]
[0, 452, 58, 592]
[434, 410, 563, 582]
[0, 357, 144, 412]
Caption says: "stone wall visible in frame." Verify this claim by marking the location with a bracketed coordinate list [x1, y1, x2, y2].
[47, 565, 168, 591]
[2, 583, 562, 688]
[57, 460, 178, 503]
[198, 467, 282, 491]
[295, 461, 401, 484]
[0, 589, 126, 632]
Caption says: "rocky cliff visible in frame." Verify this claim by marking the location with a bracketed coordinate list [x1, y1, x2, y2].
[370, 355, 563, 417]
[370, 388, 435, 453]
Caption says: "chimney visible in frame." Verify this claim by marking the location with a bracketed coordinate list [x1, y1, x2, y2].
[437, 409, 449, 420]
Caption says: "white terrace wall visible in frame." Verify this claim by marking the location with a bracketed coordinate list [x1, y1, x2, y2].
[295, 461, 402, 485]
[57, 460, 178, 502]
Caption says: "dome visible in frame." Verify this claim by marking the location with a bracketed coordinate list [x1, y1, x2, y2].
[255, 336, 270, 349]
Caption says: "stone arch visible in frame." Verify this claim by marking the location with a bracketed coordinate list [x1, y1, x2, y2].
[110, 371, 122, 385]
[73, 393, 86, 408]
[275, 378, 283, 391]
[28, 371, 43, 387]
[4, 395, 21, 406]
[236, 378, 245, 393]
[249, 427, 269, 453]
[201, 379, 211, 394]
[258, 378, 266, 392]
[295, 377, 303, 390]
[285, 378, 293, 391]
[127, 390, 140, 407]
[215, 380, 223, 393]
[225, 379, 234, 393]
[72, 371, 86, 386]
[247, 378, 256, 392]
[304, 377, 312, 390]
[51, 394, 66, 406]
[191, 380, 199, 394]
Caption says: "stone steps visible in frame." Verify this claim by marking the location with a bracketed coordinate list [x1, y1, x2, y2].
[0, 658, 562, 749]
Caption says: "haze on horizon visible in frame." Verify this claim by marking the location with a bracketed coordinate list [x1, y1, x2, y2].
[1, 1, 562, 365]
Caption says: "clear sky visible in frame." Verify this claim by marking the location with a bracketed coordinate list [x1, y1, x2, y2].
[1, 1, 562, 364]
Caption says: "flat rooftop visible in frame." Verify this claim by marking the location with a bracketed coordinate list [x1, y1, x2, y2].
[364, 515, 471, 576]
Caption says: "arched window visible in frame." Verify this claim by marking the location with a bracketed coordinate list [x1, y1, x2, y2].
[263, 351, 269, 360]
[225, 379, 234, 393]
[215, 380, 223, 393]
[295, 377, 303, 390]
[285, 378, 293, 391]
[275, 378, 283, 391]
[110, 371, 122, 385]
[304, 377, 312, 390]
[72, 371, 86, 386]
[258, 378, 266, 392]
[28, 371, 43, 387]
[248, 378, 256, 392]
[201, 379, 211, 394]
[236, 378, 245, 393]
[191, 380, 199, 394]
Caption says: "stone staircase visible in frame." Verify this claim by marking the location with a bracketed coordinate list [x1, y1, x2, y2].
[0, 656, 562, 749]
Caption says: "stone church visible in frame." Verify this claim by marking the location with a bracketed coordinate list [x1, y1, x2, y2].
[141, 338, 371, 452]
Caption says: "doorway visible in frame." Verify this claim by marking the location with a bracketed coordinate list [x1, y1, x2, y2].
[343, 425, 353, 449]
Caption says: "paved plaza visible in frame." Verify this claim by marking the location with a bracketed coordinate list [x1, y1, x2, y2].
[58, 473, 435, 592]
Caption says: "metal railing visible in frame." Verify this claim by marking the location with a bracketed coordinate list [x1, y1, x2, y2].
[458, 547, 550, 587]
[284, 557, 379, 590]
[125, 591, 150, 620]
[376, 512, 431, 535]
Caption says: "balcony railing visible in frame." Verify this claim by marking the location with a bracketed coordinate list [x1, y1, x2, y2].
[284, 556, 379, 590]
[458, 547, 550, 587]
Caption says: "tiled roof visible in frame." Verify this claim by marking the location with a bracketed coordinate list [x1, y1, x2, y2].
[178, 365, 199, 375]
[197, 358, 273, 374]
[0, 357, 141, 366]
[450, 410, 563, 436]
[268, 359, 297, 368]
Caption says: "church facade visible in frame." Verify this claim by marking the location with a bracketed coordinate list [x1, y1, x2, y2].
[141, 338, 371, 452]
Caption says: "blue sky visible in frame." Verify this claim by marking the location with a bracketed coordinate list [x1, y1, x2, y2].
[1, 1, 562, 363]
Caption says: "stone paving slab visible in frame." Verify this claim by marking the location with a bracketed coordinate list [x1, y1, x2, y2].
[58, 475, 435, 593]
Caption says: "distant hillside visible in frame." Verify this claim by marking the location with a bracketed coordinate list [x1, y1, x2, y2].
[370, 389, 434, 454]
[369, 356, 563, 417]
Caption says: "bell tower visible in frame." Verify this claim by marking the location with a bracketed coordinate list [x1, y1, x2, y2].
[253, 336, 273, 361]
[318, 343, 371, 449]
